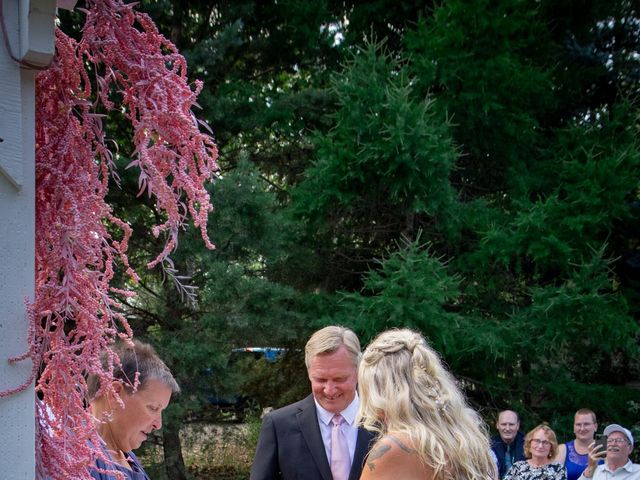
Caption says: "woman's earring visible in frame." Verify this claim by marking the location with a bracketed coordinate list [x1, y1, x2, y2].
[102, 410, 114, 422]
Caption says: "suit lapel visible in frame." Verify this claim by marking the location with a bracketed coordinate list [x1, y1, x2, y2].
[349, 427, 375, 480]
[297, 395, 333, 480]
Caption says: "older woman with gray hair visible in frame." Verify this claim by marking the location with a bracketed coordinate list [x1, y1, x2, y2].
[87, 340, 180, 480]
[357, 328, 496, 480]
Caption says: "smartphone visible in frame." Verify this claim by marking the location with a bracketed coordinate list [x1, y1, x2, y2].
[594, 434, 607, 452]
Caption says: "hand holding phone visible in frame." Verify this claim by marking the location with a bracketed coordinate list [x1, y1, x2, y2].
[593, 434, 607, 455]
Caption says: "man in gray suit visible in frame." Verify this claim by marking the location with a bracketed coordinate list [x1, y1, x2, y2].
[250, 326, 375, 480]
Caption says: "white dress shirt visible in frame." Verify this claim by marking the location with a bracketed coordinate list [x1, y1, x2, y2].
[579, 460, 640, 480]
[314, 393, 360, 467]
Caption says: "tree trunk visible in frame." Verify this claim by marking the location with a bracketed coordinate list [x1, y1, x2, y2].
[163, 421, 188, 480]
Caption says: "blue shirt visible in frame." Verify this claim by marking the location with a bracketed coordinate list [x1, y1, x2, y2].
[90, 450, 149, 480]
[565, 441, 589, 480]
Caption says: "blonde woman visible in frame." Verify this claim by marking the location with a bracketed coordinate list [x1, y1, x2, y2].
[357, 328, 497, 480]
[504, 424, 567, 480]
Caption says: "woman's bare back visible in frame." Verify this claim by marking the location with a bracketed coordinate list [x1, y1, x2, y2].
[360, 432, 434, 480]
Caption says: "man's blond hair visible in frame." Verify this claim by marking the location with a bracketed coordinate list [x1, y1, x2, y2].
[575, 408, 597, 423]
[304, 325, 361, 368]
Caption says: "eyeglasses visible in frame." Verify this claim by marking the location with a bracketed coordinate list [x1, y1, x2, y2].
[607, 438, 629, 444]
[530, 439, 551, 446]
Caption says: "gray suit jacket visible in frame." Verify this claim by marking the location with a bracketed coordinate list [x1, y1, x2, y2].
[250, 394, 375, 480]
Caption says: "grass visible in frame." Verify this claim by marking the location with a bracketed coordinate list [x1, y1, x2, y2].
[139, 415, 262, 480]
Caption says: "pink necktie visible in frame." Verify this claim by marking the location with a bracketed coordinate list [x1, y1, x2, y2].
[330, 414, 351, 480]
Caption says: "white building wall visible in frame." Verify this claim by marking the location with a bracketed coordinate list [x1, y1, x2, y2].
[0, 1, 58, 478]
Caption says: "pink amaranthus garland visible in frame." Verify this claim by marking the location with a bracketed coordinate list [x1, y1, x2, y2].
[1, 1, 217, 478]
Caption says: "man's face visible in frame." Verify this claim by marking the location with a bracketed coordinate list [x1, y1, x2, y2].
[573, 414, 597, 442]
[606, 431, 632, 465]
[496, 411, 520, 444]
[308, 345, 358, 414]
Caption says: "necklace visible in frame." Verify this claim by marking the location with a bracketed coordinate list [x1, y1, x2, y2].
[106, 448, 130, 468]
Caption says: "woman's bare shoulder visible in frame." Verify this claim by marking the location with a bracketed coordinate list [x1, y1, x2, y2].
[361, 432, 433, 480]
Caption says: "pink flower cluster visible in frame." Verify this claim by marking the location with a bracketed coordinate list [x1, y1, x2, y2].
[3, 0, 217, 477]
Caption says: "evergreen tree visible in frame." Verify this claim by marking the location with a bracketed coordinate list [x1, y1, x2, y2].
[62, 0, 640, 474]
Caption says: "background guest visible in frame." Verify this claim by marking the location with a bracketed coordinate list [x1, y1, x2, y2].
[357, 328, 496, 480]
[504, 424, 566, 480]
[554, 408, 598, 480]
[578, 423, 639, 480]
[88, 340, 180, 480]
[492, 409, 526, 478]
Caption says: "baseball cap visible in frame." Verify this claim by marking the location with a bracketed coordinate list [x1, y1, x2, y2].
[603, 424, 634, 447]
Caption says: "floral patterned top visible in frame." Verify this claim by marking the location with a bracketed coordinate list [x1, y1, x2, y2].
[504, 460, 567, 480]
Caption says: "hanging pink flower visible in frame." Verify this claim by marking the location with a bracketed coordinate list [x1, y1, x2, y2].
[0, 0, 218, 477]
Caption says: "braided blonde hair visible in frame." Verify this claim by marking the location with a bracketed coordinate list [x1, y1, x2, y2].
[357, 328, 496, 480]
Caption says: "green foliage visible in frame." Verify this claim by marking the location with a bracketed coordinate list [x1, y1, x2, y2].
[342, 234, 461, 351]
[474, 101, 640, 278]
[85, 0, 640, 473]
[140, 0, 342, 185]
[237, 350, 309, 411]
[297, 38, 457, 218]
[292, 38, 460, 288]
[405, 0, 556, 195]
[529, 246, 637, 361]
[205, 158, 293, 267]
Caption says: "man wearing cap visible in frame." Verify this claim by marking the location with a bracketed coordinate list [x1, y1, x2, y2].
[579, 424, 640, 479]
